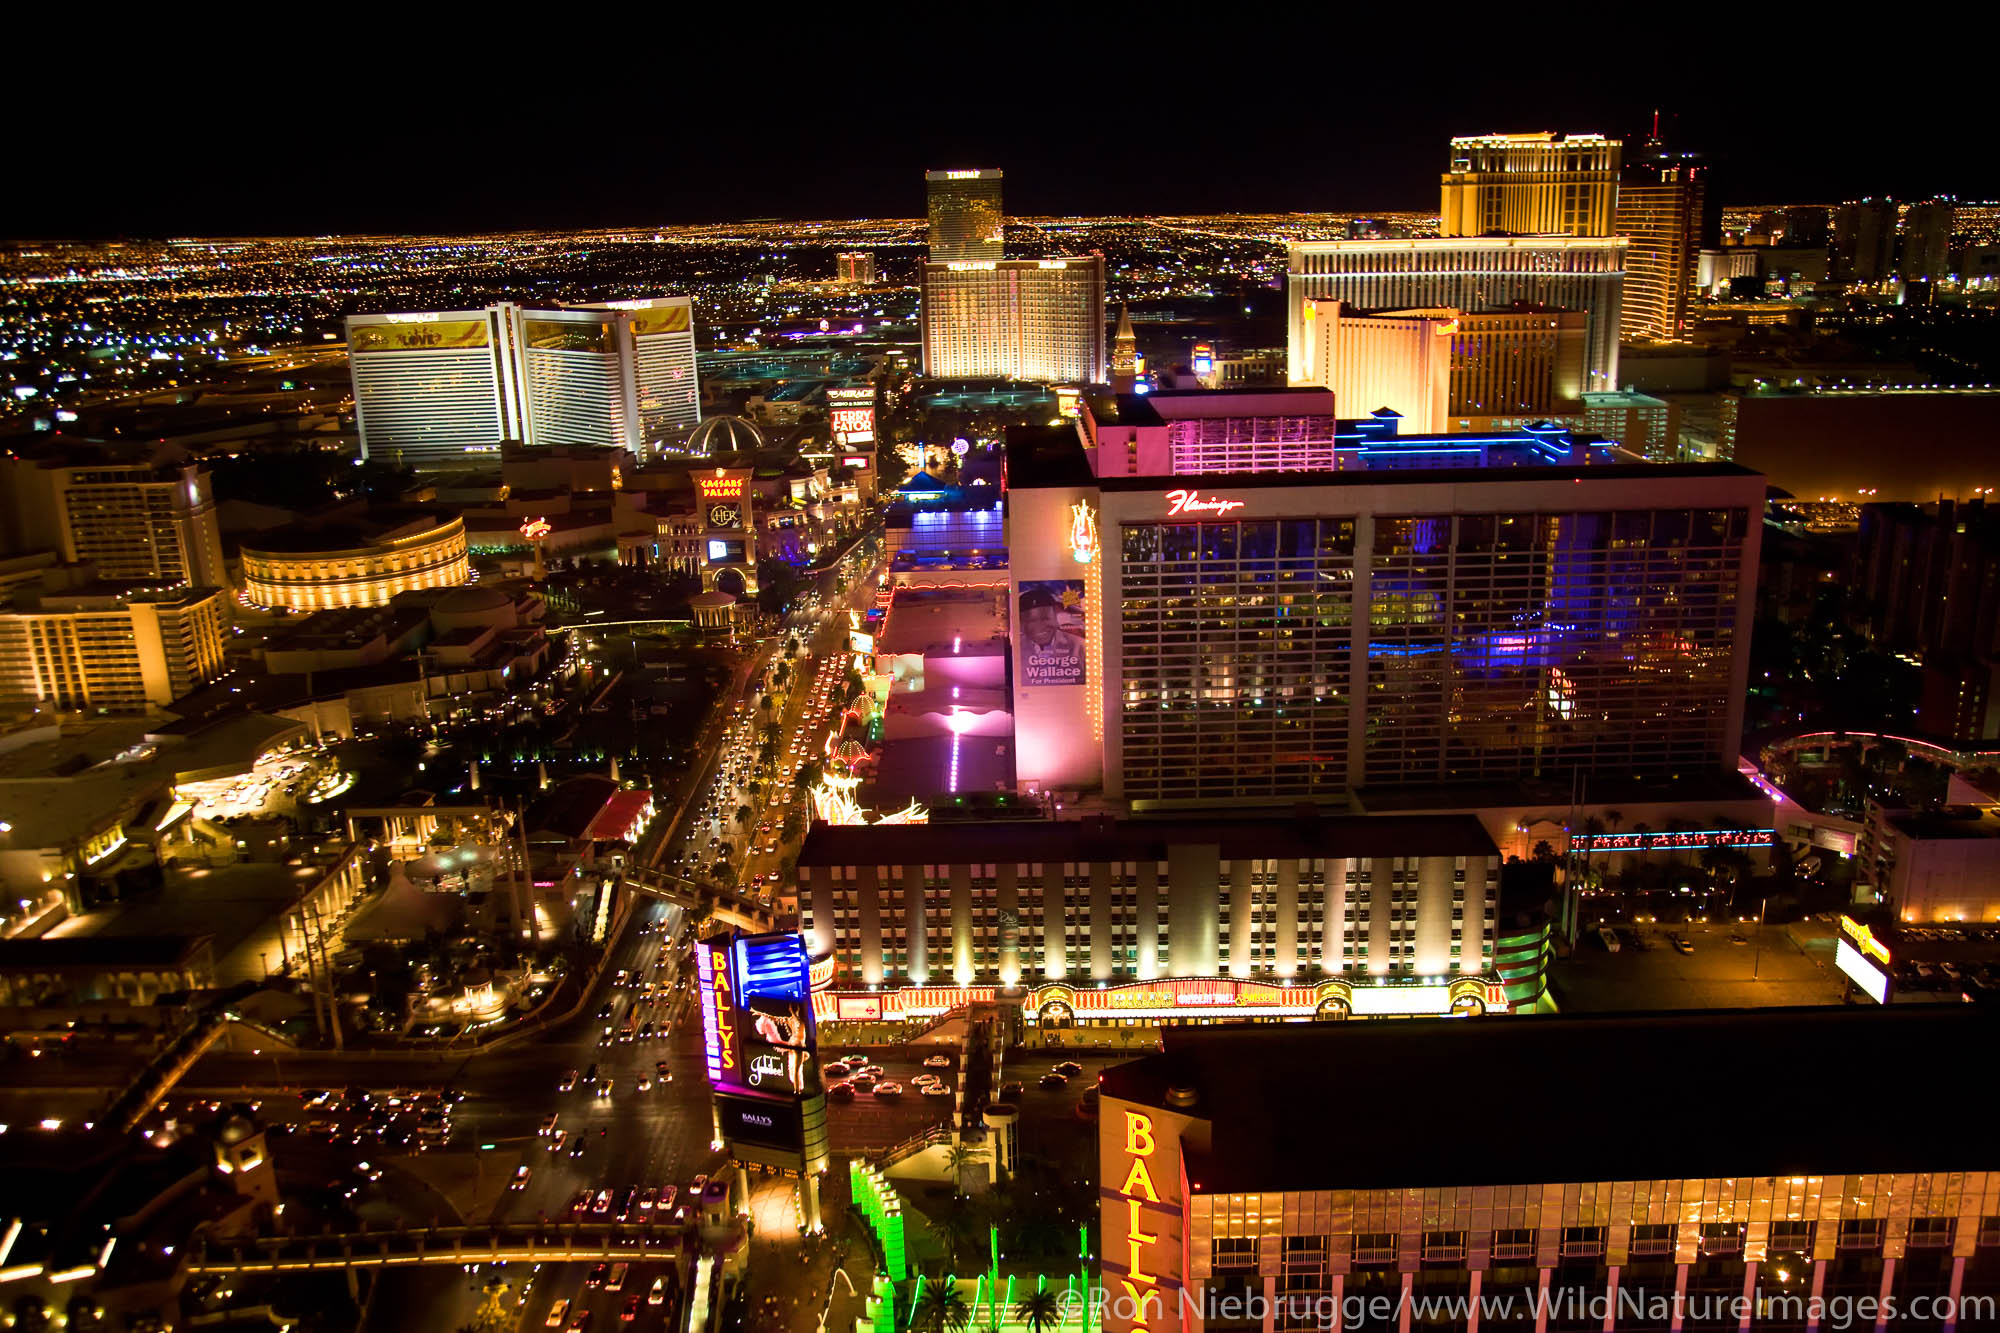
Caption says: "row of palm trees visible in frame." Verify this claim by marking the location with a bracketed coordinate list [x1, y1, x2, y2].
[906, 1281, 1066, 1333]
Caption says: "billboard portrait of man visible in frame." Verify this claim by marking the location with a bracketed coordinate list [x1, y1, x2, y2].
[1018, 580, 1085, 686]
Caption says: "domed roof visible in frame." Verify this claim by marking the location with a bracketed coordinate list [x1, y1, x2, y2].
[218, 1113, 259, 1145]
[690, 590, 737, 609]
[435, 585, 511, 615]
[686, 415, 765, 456]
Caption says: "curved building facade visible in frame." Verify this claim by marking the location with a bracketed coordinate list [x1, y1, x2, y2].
[241, 516, 469, 612]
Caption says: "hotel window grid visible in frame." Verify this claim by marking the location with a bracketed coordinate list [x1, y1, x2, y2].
[1365, 507, 1747, 788]
[1118, 517, 1355, 802]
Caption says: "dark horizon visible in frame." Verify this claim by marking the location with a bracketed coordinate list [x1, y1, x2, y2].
[5, 36, 1989, 241]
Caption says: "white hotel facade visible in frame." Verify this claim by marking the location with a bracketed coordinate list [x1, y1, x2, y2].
[346, 297, 699, 469]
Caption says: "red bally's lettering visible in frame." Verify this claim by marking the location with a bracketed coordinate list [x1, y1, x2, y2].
[1165, 489, 1245, 518]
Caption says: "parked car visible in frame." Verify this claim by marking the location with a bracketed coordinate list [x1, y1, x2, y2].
[1038, 1073, 1068, 1090]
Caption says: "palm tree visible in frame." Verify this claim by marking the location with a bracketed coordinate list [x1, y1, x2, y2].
[734, 804, 754, 828]
[943, 1142, 983, 1195]
[1014, 1289, 1064, 1333]
[911, 1280, 971, 1333]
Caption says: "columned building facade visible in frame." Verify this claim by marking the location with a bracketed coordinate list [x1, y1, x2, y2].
[1287, 237, 1626, 394]
[1439, 131, 1622, 238]
[799, 813, 1500, 1013]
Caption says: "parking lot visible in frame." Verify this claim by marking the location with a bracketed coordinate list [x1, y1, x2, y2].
[1553, 921, 1851, 1011]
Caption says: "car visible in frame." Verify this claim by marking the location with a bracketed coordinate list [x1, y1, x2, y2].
[597, 1004, 614, 1020]
[1052, 1060, 1084, 1077]
[923, 1054, 951, 1068]
[858, 1064, 885, 1078]
[570, 1189, 593, 1216]
[649, 1276, 667, 1306]
[512, 1165, 532, 1191]
[597, 1078, 614, 1099]
[607, 1262, 629, 1292]
[557, 1071, 578, 1092]
[923, 1083, 953, 1099]
[586, 1262, 608, 1286]
[568, 1136, 586, 1158]
[636, 1075, 652, 1093]
[655, 1060, 670, 1077]
[546, 1298, 571, 1327]
[549, 1128, 569, 1151]
[1671, 935, 1695, 955]
[567, 1313, 592, 1332]
[583, 1064, 598, 1084]
[638, 1186, 658, 1211]
[823, 1059, 851, 1077]
[593, 1190, 613, 1215]
[539, 1113, 559, 1136]
[621, 1295, 641, 1322]
[690, 1173, 708, 1192]
[846, 1075, 875, 1093]
[1038, 1073, 1068, 1090]
[1075, 1091, 1101, 1121]
[873, 1081, 904, 1098]
[998, 1082, 1024, 1100]
[826, 1081, 855, 1101]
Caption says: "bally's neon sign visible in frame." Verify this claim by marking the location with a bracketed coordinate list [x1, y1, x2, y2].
[1120, 1110, 1165, 1328]
[1165, 489, 1245, 518]
[710, 948, 738, 1081]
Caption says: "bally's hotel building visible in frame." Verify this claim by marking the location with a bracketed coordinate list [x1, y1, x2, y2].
[346, 297, 699, 469]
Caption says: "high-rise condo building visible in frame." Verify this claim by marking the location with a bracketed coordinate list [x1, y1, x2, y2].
[1834, 200, 1899, 284]
[1615, 173, 1705, 343]
[835, 252, 876, 284]
[1439, 132, 1622, 238]
[0, 584, 228, 713]
[346, 298, 699, 469]
[0, 453, 228, 591]
[920, 257, 1107, 383]
[1902, 201, 1956, 281]
[1295, 302, 1587, 433]
[925, 169, 1004, 263]
[1286, 237, 1625, 393]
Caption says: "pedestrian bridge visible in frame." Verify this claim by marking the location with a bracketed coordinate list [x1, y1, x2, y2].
[187, 1220, 693, 1273]
[620, 866, 773, 932]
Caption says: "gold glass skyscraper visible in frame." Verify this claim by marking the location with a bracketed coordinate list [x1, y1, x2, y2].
[1440, 132, 1622, 238]
[925, 168, 1004, 263]
[1616, 173, 1705, 343]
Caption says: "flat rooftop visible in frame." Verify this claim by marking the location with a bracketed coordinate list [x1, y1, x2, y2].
[800, 811, 1497, 867]
[877, 587, 1006, 657]
[1885, 806, 2000, 841]
[1100, 1007, 2000, 1193]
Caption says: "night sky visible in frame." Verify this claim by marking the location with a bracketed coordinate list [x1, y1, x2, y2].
[9, 33, 1986, 240]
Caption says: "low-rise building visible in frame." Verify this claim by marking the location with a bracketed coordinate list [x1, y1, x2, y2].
[799, 811, 1503, 1021]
